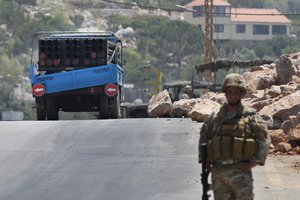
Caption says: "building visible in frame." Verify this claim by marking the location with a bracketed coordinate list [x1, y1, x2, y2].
[183, 0, 292, 41]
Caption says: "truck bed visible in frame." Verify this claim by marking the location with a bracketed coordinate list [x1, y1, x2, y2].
[30, 64, 123, 94]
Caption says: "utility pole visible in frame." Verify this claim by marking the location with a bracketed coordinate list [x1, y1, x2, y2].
[176, 1, 214, 82]
[204, 0, 214, 82]
[143, 64, 163, 96]
[156, 68, 162, 93]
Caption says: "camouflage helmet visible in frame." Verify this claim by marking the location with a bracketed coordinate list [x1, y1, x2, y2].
[221, 73, 247, 93]
[182, 85, 192, 93]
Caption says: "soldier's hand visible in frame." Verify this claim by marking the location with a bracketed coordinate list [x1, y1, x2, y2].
[240, 161, 258, 173]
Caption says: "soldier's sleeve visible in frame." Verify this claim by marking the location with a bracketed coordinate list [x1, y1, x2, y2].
[250, 114, 271, 165]
[198, 113, 214, 163]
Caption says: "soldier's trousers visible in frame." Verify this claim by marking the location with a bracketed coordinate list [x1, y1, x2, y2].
[211, 162, 254, 200]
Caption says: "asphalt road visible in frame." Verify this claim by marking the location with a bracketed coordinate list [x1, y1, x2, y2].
[0, 118, 299, 200]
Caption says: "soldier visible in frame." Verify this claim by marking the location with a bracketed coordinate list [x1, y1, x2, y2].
[198, 73, 270, 200]
[181, 85, 193, 99]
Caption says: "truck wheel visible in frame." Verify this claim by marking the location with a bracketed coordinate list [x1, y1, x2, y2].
[46, 98, 58, 120]
[36, 97, 46, 120]
[109, 91, 121, 119]
[99, 96, 109, 119]
[133, 111, 148, 118]
[37, 108, 47, 120]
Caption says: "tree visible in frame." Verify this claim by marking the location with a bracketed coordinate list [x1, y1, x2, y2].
[122, 48, 145, 83]
[136, 17, 204, 79]
[124, 0, 192, 8]
[107, 15, 204, 80]
[151, 20, 204, 67]
[266, 36, 298, 57]
[0, 1, 75, 119]
[253, 42, 272, 59]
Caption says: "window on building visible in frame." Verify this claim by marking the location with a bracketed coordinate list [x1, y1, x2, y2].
[253, 25, 269, 35]
[193, 6, 204, 17]
[214, 24, 224, 33]
[214, 6, 226, 17]
[272, 25, 287, 35]
[236, 24, 246, 33]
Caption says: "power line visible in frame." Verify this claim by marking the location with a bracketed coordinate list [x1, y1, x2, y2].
[101, 0, 181, 12]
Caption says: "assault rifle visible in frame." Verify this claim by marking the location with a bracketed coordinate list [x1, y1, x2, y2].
[201, 143, 210, 200]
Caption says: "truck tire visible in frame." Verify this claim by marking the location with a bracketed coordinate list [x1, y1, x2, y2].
[109, 91, 121, 119]
[36, 97, 46, 120]
[46, 98, 58, 120]
[37, 108, 47, 120]
[132, 110, 148, 118]
[99, 96, 109, 119]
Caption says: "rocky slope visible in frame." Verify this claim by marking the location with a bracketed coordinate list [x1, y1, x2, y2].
[148, 52, 300, 154]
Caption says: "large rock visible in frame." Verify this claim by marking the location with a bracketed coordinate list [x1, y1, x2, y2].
[276, 54, 299, 85]
[250, 98, 275, 112]
[280, 82, 299, 97]
[281, 119, 293, 135]
[148, 90, 172, 117]
[261, 115, 283, 130]
[276, 142, 292, 153]
[243, 65, 277, 95]
[188, 99, 220, 122]
[249, 90, 265, 99]
[287, 124, 300, 142]
[259, 90, 300, 128]
[280, 114, 300, 135]
[115, 27, 137, 48]
[264, 85, 282, 98]
[269, 129, 287, 145]
[172, 98, 199, 117]
[201, 92, 226, 104]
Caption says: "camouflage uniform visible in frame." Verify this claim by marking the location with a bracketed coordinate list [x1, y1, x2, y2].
[198, 74, 270, 200]
[181, 85, 193, 99]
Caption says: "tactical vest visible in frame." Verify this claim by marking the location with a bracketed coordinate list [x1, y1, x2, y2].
[207, 113, 257, 162]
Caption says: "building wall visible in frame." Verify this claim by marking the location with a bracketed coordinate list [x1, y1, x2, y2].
[183, 11, 291, 41]
[229, 22, 291, 41]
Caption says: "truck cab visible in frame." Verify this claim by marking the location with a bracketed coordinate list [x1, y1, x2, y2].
[163, 80, 218, 102]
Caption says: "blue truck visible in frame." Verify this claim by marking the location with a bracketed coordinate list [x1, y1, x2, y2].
[30, 31, 124, 120]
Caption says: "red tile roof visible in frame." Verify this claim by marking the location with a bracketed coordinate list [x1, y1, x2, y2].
[231, 8, 291, 23]
[185, 0, 231, 8]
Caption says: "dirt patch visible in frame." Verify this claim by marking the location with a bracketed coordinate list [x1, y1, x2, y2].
[268, 155, 300, 174]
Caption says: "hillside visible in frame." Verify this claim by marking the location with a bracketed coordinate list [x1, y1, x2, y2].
[1, 0, 300, 120]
